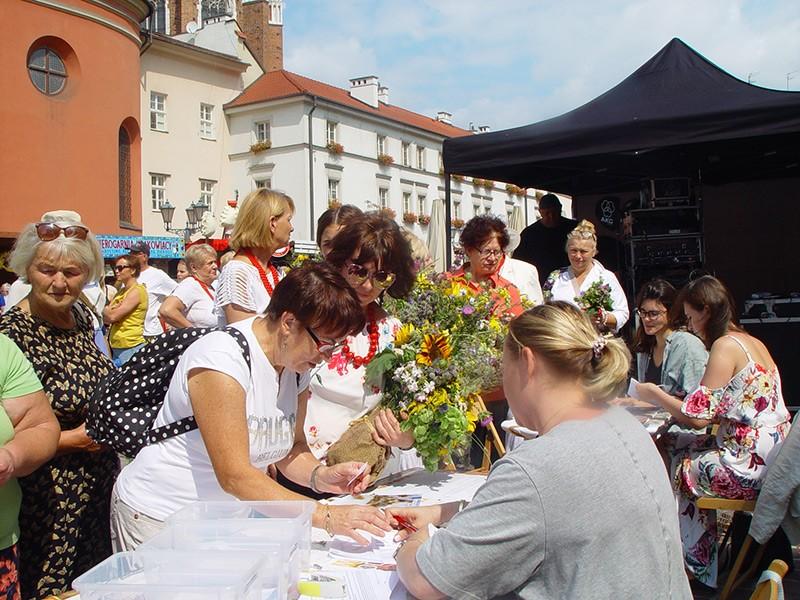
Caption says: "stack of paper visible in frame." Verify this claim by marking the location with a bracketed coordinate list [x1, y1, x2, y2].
[328, 529, 400, 564]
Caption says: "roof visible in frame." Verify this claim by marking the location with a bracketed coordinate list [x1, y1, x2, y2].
[443, 38, 800, 195]
[225, 69, 471, 138]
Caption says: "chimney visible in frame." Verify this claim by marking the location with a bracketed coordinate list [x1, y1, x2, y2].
[436, 111, 453, 125]
[478, 125, 491, 133]
[349, 76, 380, 108]
[378, 86, 389, 105]
[168, 0, 199, 35]
[239, 0, 284, 72]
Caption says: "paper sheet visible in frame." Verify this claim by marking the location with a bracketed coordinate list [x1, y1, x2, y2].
[328, 529, 400, 564]
[372, 471, 487, 505]
[341, 570, 400, 600]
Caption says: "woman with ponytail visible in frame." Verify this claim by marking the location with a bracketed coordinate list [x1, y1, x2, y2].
[389, 302, 691, 600]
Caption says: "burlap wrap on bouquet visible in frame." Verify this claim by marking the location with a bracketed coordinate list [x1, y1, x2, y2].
[325, 411, 390, 484]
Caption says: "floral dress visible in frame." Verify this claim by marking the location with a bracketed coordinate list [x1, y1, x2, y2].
[672, 335, 791, 587]
[0, 304, 119, 599]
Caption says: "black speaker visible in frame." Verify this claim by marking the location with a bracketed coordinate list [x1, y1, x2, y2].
[742, 321, 800, 409]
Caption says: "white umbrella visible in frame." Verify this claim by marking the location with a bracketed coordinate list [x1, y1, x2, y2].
[427, 197, 447, 273]
[508, 204, 525, 233]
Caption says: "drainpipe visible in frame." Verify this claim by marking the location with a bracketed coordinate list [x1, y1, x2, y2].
[308, 96, 318, 242]
[139, 0, 154, 55]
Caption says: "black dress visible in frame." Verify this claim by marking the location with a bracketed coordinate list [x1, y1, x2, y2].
[0, 303, 119, 599]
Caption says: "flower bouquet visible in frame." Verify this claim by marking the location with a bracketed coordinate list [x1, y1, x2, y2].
[364, 273, 513, 470]
[574, 280, 613, 323]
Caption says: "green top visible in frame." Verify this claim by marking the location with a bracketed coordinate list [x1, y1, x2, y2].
[0, 332, 44, 549]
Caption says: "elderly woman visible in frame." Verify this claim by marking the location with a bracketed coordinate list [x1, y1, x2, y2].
[112, 263, 391, 550]
[104, 253, 147, 365]
[543, 219, 629, 332]
[449, 216, 526, 315]
[160, 244, 219, 329]
[390, 303, 692, 600]
[667, 276, 791, 587]
[0, 219, 119, 599]
[0, 334, 60, 599]
[215, 189, 294, 325]
[301, 213, 420, 483]
[317, 204, 364, 259]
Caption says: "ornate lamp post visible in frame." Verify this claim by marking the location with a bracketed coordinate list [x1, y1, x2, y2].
[159, 199, 211, 241]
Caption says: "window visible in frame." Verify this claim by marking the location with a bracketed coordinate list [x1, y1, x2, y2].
[326, 121, 337, 144]
[268, 0, 283, 24]
[328, 179, 339, 202]
[417, 194, 426, 215]
[254, 178, 271, 189]
[438, 152, 444, 173]
[200, 179, 215, 207]
[416, 146, 425, 170]
[255, 121, 270, 143]
[152, 0, 167, 34]
[200, 103, 214, 138]
[150, 92, 167, 131]
[454, 201, 462, 219]
[403, 192, 412, 214]
[28, 47, 67, 95]
[473, 203, 481, 217]
[401, 142, 410, 167]
[484, 204, 492, 215]
[379, 188, 389, 209]
[377, 135, 386, 156]
[119, 127, 131, 223]
[506, 207, 514, 222]
[150, 173, 168, 211]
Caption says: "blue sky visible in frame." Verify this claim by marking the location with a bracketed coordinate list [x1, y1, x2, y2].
[283, 0, 800, 131]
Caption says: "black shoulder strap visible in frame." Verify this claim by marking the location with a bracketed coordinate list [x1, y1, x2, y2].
[147, 328, 252, 444]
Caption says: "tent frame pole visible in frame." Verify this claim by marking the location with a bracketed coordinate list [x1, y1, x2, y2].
[444, 174, 452, 270]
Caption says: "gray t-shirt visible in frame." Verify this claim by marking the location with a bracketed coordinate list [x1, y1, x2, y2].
[416, 408, 691, 600]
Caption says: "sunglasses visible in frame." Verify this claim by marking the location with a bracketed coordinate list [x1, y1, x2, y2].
[345, 261, 396, 289]
[305, 326, 345, 356]
[114, 265, 132, 273]
[35, 222, 89, 241]
[636, 308, 667, 319]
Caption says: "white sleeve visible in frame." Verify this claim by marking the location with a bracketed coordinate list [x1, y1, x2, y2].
[606, 270, 630, 332]
[181, 331, 251, 392]
[526, 265, 543, 305]
[215, 262, 258, 313]
[171, 279, 202, 310]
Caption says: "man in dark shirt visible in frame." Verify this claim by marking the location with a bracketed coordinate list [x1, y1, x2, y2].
[513, 193, 577, 285]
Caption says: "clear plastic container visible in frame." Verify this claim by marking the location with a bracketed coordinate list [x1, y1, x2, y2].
[139, 528, 286, 600]
[72, 551, 264, 600]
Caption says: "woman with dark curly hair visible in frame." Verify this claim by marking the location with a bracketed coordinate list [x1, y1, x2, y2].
[302, 213, 421, 482]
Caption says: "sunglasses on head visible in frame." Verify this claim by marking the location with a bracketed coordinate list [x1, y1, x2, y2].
[346, 262, 396, 289]
[35, 222, 89, 242]
[305, 326, 345, 356]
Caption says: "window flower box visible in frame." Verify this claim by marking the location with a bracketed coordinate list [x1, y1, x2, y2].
[451, 174, 464, 182]
[472, 178, 486, 188]
[379, 207, 396, 219]
[403, 212, 418, 224]
[250, 140, 271, 154]
[377, 153, 394, 166]
[482, 179, 494, 190]
[418, 214, 431, 225]
[328, 199, 342, 209]
[451, 218, 465, 229]
[326, 141, 344, 155]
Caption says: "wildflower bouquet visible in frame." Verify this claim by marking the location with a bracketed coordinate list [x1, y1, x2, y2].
[574, 279, 613, 319]
[365, 273, 512, 470]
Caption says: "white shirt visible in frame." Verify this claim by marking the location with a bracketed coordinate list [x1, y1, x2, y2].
[170, 277, 217, 328]
[545, 260, 630, 332]
[499, 257, 543, 305]
[138, 266, 177, 337]
[5, 280, 30, 308]
[214, 261, 275, 326]
[115, 317, 310, 520]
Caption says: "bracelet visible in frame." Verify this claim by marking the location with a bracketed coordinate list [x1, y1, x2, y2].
[324, 505, 334, 537]
[310, 464, 323, 494]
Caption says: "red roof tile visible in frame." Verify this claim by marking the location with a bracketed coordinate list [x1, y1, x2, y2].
[225, 70, 471, 138]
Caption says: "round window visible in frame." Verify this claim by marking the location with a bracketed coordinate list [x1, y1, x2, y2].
[28, 47, 67, 95]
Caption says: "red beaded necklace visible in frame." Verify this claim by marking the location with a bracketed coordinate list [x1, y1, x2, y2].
[340, 305, 380, 369]
[240, 249, 280, 295]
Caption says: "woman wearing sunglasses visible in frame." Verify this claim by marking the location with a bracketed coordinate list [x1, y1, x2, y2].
[103, 254, 148, 366]
[0, 220, 119, 599]
[300, 213, 419, 488]
[631, 279, 707, 408]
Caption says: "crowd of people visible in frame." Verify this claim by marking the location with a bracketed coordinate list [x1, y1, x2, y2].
[0, 191, 792, 599]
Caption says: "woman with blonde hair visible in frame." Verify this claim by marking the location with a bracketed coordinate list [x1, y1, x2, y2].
[543, 219, 629, 332]
[389, 302, 691, 600]
[215, 189, 294, 325]
[160, 244, 219, 329]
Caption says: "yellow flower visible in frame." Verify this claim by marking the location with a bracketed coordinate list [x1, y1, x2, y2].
[445, 280, 472, 298]
[417, 332, 452, 366]
[394, 323, 415, 346]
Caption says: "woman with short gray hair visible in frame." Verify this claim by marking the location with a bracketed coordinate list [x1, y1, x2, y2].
[159, 243, 219, 328]
[0, 219, 119, 599]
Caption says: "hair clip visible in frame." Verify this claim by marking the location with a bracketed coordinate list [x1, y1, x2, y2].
[591, 336, 608, 358]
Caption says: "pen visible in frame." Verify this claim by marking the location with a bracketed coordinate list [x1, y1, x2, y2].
[393, 514, 418, 533]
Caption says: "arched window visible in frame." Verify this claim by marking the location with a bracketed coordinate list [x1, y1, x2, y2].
[119, 127, 132, 224]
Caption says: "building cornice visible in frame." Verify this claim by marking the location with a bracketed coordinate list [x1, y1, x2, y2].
[24, 0, 150, 46]
[147, 34, 250, 72]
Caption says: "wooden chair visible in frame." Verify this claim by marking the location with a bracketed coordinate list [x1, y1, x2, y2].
[696, 497, 758, 600]
[474, 395, 505, 473]
[749, 559, 789, 600]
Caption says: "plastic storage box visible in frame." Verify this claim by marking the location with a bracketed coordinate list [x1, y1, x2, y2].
[72, 551, 265, 600]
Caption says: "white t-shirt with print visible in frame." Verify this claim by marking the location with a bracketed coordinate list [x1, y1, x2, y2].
[214, 260, 276, 326]
[171, 277, 217, 328]
[115, 316, 310, 520]
[138, 266, 177, 336]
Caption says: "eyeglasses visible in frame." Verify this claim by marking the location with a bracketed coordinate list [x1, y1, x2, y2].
[478, 247, 503, 260]
[636, 308, 667, 319]
[305, 326, 345, 356]
[113, 265, 131, 272]
[35, 222, 89, 241]
[345, 262, 396, 289]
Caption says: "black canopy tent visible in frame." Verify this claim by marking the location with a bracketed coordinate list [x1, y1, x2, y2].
[443, 38, 800, 197]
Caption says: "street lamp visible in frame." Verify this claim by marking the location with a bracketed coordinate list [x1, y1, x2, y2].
[159, 199, 211, 240]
